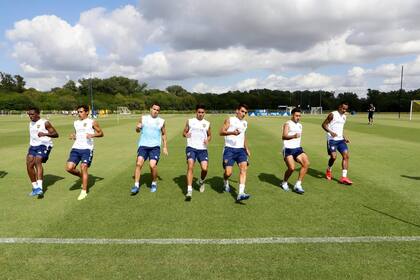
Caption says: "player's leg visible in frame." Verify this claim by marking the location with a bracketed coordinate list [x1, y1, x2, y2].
[26, 154, 41, 196]
[339, 149, 352, 185]
[281, 156, 295, 191]
[149, 159, 158, 192]
[77, 163, 89, 200]
[66, 149, 82, 177]
[223, 166, 233, 192]
[198, 160, 208, 192]
[326, 141, 337, 180]
[222, 148, 234, 192]
[294, 153, 310, 194]
[34, 156, 44, 191]
[236, 161, 250, 201]
[186, 158, 195, 198]
[131, 156, 145, 194]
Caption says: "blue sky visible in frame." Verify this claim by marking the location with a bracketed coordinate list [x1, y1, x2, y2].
[1, 0, 420, 94]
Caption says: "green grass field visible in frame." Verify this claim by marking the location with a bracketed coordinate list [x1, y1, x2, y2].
[0, 113, 419, 279]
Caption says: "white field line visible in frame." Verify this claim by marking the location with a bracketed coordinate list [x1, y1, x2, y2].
[0, 236, 419, 245]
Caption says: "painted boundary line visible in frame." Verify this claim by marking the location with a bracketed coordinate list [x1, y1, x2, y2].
[0, 236, 420, 245]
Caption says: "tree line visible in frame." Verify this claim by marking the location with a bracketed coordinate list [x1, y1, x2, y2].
[1, 72, 419, 112]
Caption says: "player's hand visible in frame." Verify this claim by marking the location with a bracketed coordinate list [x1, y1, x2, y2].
[203, 138, 209, 145]
[69, 133, 76, 140]
[38, 132, 47, 137]
[136, 123, 142, 129]
[330, 132, 338, 137]
[86, 134, 94, 139]
[295, 133, 301, 138]
[163, 147, 168, 156]
[345, 137, 350, 143]
[232, 129, 241, 136]
[186, 132, 192, 138]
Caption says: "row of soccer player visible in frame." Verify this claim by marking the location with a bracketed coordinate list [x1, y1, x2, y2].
[26, 102, 352, 201]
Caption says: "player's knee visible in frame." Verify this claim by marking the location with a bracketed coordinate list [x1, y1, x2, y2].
[304, 160, 310, 168]
[202, 166, 208, 172]
[65, 165, 73, 172]
[288, 166, 295, 172]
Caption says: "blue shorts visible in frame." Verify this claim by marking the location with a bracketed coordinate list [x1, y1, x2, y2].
[223, 147, 248, 168]
[27, 145, 52, 163]
[283, 147, 304, 160]
[186, 147, 208, 163]
[137, 146, 160, 163]
[67, 149, 94, 167]
[327, 139, 348, 155]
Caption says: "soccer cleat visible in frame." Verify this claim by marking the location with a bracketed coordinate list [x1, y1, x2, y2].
[224, 185, 231, 193]
[199, 180, 205, 193]
[29, 188, 43, 197]
[150, 184, 157, 193]
[293, 186, 305, 194]
[77, 190, 87, 201]
[236, 193, 250, 201]
[185, 190, 192, 201]
[326, 169, 332, 180]
[130, 186, 140, 195]
[339, 177, 353, 185]
[281, 182, 289, 192]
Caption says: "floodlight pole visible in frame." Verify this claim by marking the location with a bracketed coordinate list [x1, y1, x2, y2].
[89, 76, 94, 117]
[399, 65, 403, 119]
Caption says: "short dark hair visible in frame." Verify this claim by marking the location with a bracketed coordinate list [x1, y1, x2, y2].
[339, 102, 349, 107]
[237, 103, 249, 111]
[196, 104, 206, 111]
[28, 107, 40, 114]
[291, 108, 301, 115]
[151, 102, 160, 108]
[77, 105, 89, 112]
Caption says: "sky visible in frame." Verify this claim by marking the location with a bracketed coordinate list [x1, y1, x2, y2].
[1, 0, 420, 95]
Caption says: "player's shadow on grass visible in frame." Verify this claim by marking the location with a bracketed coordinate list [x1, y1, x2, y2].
[42, 174, 65, 195]
[363, 205, 420, 229]
[258, 173, 282, 188]
[173, 174, 189, 195]
[0, 171, 8, 178]
[307, 168, 339, 182]
[69, 175, 104, 192]
[401, 175, 420, 180]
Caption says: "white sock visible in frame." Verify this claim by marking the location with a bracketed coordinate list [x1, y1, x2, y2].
[239, 184, 245, 194]
[327, 166, 332, 171]
[80, 189, 87, 194]
[224, 180, 229, 187]
[282, 181, 288, 186]
[31, 182, 38, 188]
[134, 182, 139, 188]
[37, 180, 43, 189]
[187, 185, 192, 192]
[152, 181, 157, 186]
[295, 180, 302, 187]
[199, 179, 204, 184]
[342, 169, 348, 177]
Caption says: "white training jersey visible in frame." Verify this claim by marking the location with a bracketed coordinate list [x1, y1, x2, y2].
[283, 120, 302, 149]
[138, 115, 165, 147]
[29, 118, 53, 147]
[187, 118, 210, 150]
[72, 118, 95, 150]
[224, 116, 247, 148]
[327, 111, 346, 141]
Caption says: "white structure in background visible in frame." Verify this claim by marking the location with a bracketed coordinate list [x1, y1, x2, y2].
[409, 100, 420, 120]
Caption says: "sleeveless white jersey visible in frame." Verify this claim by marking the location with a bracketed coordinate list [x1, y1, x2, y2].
[327, 111, 346, 141]
[224, 116, 247, 148]
[283, 120, 302, 149]
[29, 119, 53, 147]
[72, 118, 95, 150]
[187, 118, 210, 150]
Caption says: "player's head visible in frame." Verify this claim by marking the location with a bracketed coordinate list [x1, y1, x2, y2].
[338, 102, 349, 114]
[236, 103, 248, 120]
[150, 102, 160, 118]
[27, 107, 40, 122]
[76, 105, 89, 120]
[291, 107, 302, 123]
[195, 104, 206, 120]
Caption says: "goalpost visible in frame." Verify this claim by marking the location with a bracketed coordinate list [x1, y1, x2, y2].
[310, 107, 323, 115]
[117, 106, 131, 115]
[409, 100, 420, 120]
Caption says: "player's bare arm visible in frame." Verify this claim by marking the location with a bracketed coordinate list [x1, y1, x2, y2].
[220, 119, 239, 136]
[161, 123, 168, 155]
[204, 126, 212, 145]
[244, 136, 251, 157]
[322, 113, 337, 137]
[87, 121, 104, 139]
[282, 123, 300, 140]
[38, 121, 59, 138]
[135, 117, 143, 133]
[182, 120, 191, 138]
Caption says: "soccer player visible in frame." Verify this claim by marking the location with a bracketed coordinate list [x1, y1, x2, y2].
[368, 103, 375, 125]
[26, 107, 59, 197]
[220, 103, 251, 202]
[322, 102, 353, 185]
[130, 103, 168, 195]
[183, 104, 211, 200]
[66, 105, 104, 200]
[281, 108, 309, 194]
